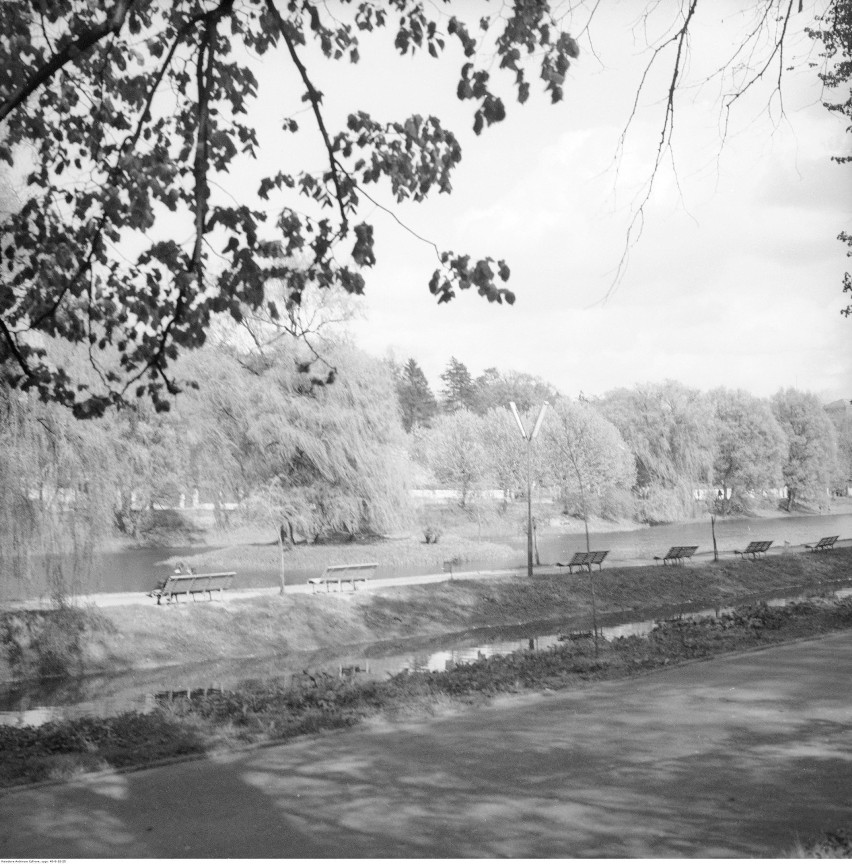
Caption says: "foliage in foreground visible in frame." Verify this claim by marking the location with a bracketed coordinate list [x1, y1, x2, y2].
[2, 597, 851, 789]
[1, 2, 577, 416]
[1, 604, 116, 681]
[793, 829, 852, 858]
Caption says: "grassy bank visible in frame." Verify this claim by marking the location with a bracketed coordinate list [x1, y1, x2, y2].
[177, 530, 517, 579]
[1, 595, 851, 790]
[3, 548, 852, 682]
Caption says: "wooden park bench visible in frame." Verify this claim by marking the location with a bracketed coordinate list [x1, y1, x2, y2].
[733, 540, 773, 560]
[653, 545, 699, 566]
[152, 571, 235, 605]
[557, 550, 609, 573]
[805, 536, 839, 553]
[308, 563, 378, 593]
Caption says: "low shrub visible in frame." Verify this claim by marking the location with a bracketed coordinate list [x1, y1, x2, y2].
[0, 711, 204, 787]
[423, 525, 442, 544]
[0, 604, 116, 680]
[792, 829, 852, 858]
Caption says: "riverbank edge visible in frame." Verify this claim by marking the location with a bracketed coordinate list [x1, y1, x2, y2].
[104, 496, 852, 548]
[86, 498, 852, 581]
[2, 547, 852, 686]
[1, 597, 851, 793]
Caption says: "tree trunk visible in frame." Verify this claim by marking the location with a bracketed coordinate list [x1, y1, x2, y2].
[588, 568, 599, 658]
[533, 518, 540, 566]
[575, 467, 590, 554]
[711, 513, 718, 563]
[277, 525, 287, 595]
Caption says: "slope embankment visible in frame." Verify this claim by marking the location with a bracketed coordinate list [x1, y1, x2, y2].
[2, 547, 851, 682]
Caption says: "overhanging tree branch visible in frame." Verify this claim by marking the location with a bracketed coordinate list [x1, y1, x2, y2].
[266, 0, 350, 235]
[0, 0, 136, 125]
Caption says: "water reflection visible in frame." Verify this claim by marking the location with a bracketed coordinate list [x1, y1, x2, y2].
[2, 583, 850, 728]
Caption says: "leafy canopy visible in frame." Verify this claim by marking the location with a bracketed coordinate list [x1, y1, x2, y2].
[0, 0, 579, 417]
[710, 387, 787, 512]
[771, 387, 838, 509]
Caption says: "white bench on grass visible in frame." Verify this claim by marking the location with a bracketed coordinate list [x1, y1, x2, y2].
[308, 563, 378, 593]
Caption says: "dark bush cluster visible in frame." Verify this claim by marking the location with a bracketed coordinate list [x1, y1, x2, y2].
[0, 711, 204, 786]
[1, 605, 115, 680]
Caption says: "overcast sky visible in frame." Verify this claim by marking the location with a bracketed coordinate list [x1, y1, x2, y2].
[246, 1, 851, 402]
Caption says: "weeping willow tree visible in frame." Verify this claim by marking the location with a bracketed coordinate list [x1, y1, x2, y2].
[0, 381, 114, 602]
[541, 398, 636, 537]
[597, 382, 715, 523]
[180, 338, 410, 592]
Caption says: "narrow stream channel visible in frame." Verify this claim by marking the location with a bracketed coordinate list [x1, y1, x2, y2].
[2, 582, 850, 728]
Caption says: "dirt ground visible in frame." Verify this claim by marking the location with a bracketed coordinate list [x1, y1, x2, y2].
[3, 547, 851, 682]
[2, 629, 850, 857]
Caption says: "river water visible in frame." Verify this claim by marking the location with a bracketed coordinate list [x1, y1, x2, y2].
[2, 511, 849, 601]
[2, 581, 851, 728]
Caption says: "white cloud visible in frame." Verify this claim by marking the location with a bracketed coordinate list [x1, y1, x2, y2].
[277, 6, 852, 403]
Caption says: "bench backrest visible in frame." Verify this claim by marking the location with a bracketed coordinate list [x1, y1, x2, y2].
[568, 552, 589, 565]
[817, 536, 838, 546]
[588, 550, 608, 565]
[678, 545, 698, 558]
[743, 541, 772, 553]
[162, 572, 235, 593]
[323, 563, 379, 577]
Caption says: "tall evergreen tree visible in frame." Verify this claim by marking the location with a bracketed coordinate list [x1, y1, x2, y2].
[397, 359, 438, 432]
[440, 357, 477, 413]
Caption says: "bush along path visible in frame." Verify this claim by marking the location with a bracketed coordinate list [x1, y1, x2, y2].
[2, 596, 852, 791]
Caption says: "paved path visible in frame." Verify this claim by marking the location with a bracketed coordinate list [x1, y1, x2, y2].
[0, 567, 523, 610]
[7, 539, 845, 610]
[2, 631, 851, 857]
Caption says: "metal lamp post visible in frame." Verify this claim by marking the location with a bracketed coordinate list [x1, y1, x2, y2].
[510, 401, 549, 578]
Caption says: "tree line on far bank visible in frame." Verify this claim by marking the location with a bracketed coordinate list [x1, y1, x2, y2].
[0, 332, 849, 595]
[395, 355, 850, 523]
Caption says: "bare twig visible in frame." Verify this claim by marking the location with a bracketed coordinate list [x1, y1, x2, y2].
[606, 0, 700, 301]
